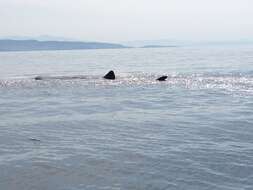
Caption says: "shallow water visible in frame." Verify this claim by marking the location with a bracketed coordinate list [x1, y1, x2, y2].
[0, 46, 253, 190]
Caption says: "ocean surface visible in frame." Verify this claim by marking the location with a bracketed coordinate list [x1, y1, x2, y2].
[0, 45, 253, 190]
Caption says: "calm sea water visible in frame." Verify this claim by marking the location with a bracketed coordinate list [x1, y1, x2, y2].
[0, 46, 253, 190]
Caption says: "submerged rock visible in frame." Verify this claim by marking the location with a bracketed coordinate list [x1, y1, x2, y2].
[104, 70, 115, 80]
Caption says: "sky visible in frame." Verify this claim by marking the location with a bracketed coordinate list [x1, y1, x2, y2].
[0, 0, 252, 42]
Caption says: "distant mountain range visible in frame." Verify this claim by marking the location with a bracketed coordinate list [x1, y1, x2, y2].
[1, 36, 252, 52]
[0, 39, 128, 52]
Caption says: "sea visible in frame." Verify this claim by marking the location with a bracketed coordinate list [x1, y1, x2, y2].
[0, 45, 253, 190]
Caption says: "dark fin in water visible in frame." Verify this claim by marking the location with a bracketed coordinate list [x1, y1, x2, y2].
[104, 70, 115, 80]
[156, 76, 168, 81]
[35, 76, 43, 80]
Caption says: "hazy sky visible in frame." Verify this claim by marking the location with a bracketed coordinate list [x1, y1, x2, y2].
[0, 0, 252, 42]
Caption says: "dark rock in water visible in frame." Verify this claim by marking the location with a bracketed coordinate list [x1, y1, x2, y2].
[35, 76, 43, 80]
[156, 76, 168, 81]
[104, 70, 115, 80]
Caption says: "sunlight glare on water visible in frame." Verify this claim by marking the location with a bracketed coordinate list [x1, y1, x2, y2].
[0, 46, 253, 190]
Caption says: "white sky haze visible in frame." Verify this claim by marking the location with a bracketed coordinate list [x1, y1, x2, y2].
[0, 0, 252, 42]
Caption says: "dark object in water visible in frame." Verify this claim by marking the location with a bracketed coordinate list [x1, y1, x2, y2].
[35, 76, 43, 80]
[104, 70, 115, 80]
[156, 76, 168, 81]
[29, 138, 41, 142]
[34, 76, 88, 80]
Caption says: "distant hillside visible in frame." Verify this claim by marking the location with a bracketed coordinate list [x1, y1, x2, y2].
[0, 40, 128, 51]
